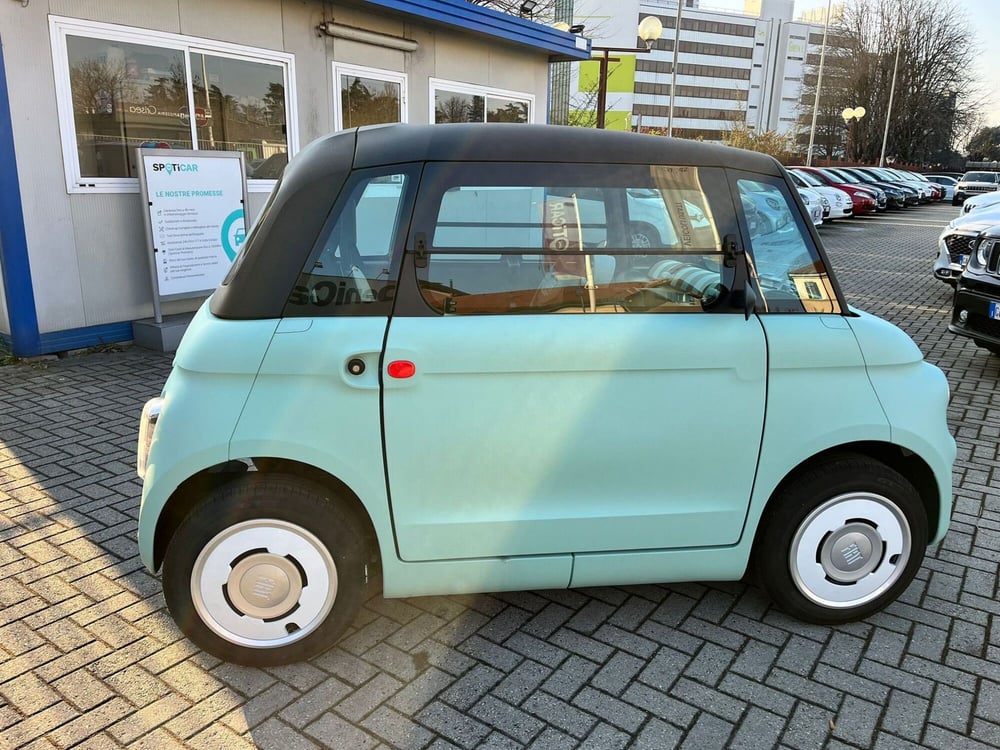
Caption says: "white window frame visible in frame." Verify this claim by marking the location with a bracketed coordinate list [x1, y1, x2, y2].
[429, 78, 535, 124]
[49, 16, 298, 194]
[333, 63, 407, 131]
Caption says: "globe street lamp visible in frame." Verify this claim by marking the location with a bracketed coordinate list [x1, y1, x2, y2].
[593, 16, 662, 129]
[842, 106, 865, 162]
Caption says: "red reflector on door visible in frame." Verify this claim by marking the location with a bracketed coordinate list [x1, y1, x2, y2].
[387, 360, 416, 379]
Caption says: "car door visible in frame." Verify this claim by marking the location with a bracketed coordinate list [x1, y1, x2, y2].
[381, 162, 768, 562]
[231, 166, 418, 509]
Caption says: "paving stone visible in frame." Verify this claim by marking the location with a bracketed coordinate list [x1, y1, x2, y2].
[577, 722, 631, 749]
[279, 676, 353, 729]
[678, 711, 734, 750]
[469, 694, 545, 744]
[929, 683, 974, 734]
[632, 716, 683, 749]
[416, 701, 492, 749]
[728, 707, 782, 750]
[882, 689, 930, 742]
[521, 691, 598, 739]
[336, 672, 404, 722]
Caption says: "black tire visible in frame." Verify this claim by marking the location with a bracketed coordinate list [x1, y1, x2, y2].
[754, 455, 927, 625]
[163, 473, 370, 666]
[977, 342, 1000, 356]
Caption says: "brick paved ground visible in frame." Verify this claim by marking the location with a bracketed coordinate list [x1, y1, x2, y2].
[2, 202, 999, 749]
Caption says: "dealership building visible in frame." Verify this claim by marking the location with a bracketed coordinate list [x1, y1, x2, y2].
[0, 0, 588, 356]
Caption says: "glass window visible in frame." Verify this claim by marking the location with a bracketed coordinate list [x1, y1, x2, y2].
[191, 53, 288, 176]
[52, 17, 294, 192]
[335, 64, 405, 130]
[414, 164, 731, 315]
[431, 79, 532, 124]
[434, 90, 485, 123]
[486, 97, 529, 123]
[736, 178, 839, 314]
[285, 172, 410, 317]
[66, 36, 191, 180]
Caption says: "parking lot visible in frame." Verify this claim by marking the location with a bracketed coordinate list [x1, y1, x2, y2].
[2, 201, 999, 749]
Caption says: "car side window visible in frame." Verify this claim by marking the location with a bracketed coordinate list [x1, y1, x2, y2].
[285, 170, 414, 316]
[735, 177, 840, 314]
[412, 163, 733, 315]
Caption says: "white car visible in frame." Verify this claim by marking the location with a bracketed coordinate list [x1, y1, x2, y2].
[933, 206, 1000, 284]
[962, 190, 1000, 215]
[796, 186, 825, 226]
[787, 169, 853, 221]
[924, 174, 957, 201]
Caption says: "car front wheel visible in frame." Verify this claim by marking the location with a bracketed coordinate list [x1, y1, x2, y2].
[755, 455, 927, 624]
[162, 474, 370, 665]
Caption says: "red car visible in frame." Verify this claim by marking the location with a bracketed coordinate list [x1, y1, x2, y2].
[790, 167, 879, 216]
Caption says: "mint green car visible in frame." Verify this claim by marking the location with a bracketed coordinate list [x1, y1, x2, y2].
[136, 124, 955, 665]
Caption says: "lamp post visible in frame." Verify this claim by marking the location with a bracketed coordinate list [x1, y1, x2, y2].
[593, 16, 662, 130]
[666, 0, 684, 137]
[805, 0, 833, 166]
[842, 106, 865, 162]
[879, 32, 902, 167]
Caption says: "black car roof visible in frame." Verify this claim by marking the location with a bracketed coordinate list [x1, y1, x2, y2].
[349, 123, 785, 173]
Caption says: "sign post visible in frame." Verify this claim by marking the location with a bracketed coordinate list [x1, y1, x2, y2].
[136, 148, 248, 323]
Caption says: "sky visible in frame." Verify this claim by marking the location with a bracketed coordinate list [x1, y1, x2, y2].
[706, 0, 1000, 130]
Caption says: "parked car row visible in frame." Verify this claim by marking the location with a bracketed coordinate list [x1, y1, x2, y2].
[786, 166, 950, 226]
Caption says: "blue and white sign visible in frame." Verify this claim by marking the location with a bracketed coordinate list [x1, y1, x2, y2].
[138, 149, 248, 303]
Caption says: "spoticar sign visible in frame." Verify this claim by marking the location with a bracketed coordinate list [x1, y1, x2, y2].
[152, 161, 200, 174]
[137, 148, 248, 313]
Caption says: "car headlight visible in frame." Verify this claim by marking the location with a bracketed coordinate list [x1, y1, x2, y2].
[976, 238, 995, 269]
[137, 397, 163, 479]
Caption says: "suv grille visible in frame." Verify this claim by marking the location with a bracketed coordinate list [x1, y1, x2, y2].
[986, 240, 1000, 274]
[964, 185, 998, 194]
[945, 233, 976, 263]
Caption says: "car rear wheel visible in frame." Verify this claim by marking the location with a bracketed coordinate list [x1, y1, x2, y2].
[755, 455, 926, 624]
[163, 474, 370, 665]
[630, 222, 660, 249]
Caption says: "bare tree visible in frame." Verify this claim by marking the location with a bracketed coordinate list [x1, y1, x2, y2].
[798, 0, 981, 166]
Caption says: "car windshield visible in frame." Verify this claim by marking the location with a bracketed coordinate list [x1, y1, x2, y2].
[846, 169, 877, 183]
[964, 172, 998, 183]
[791, 170, 823, 187]
[822, 168, 860, 184]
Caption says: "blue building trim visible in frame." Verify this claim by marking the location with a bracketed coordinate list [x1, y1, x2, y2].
[363, 0, 590, 60]
[0, 32, 43, 357]
[0, 34, 135, 357]
[36, 322, 135, 353]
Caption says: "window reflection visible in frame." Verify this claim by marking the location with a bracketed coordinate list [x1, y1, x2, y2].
[339, 74, 401, 128]
[191, 53, 287, 178]
[68, 36, 190, 178]
[65, 35, 288, 181]
[486, 97, 528, 123]
[434, 90, 485, 123]
[433, 84, 531, 124]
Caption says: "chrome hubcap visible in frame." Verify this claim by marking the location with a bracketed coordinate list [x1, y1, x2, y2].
[631, 231, 652, 249]
[790, 492, 911, 608]
[192, 519, 338, 648]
